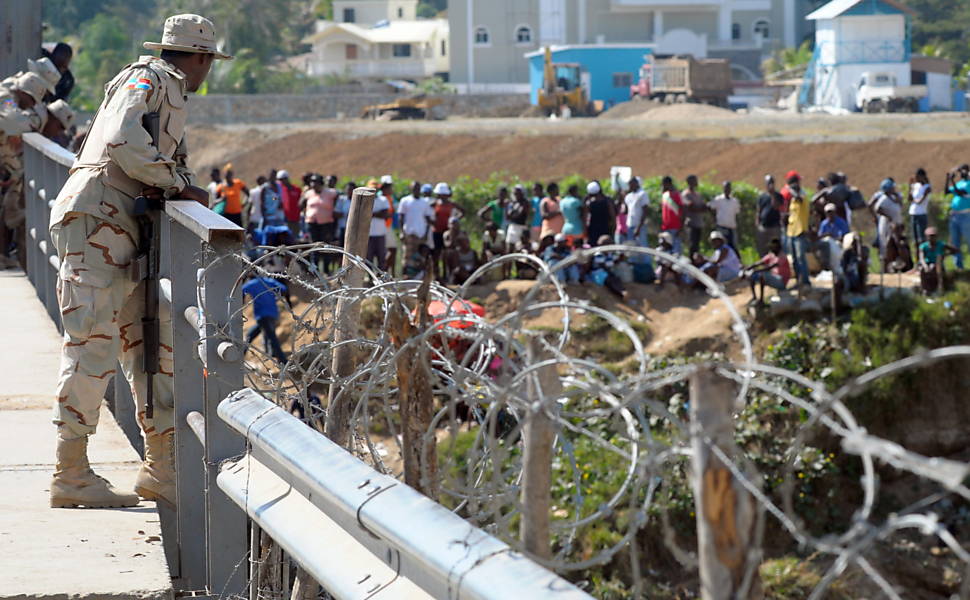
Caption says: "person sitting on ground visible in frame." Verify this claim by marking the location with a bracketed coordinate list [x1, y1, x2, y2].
[242, 275, 290, 364]
[446, 234, 480, 285]
[589, 235, 627, 299]
[543, 233, 580, 284]
[481, 221, 507, 278]
[818, 203, 850, 242]
[839, 232, 869, 295]
[403, 243, 433, 280]
[918, 227, 957, 295]
[654, 231, 682, 289]
[697, 230, 741, 284]
[743, 238, 792, 304]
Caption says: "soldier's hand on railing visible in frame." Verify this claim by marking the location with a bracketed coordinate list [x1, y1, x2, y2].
[141, 186, 165, 202]
[180, 185, 210, 207]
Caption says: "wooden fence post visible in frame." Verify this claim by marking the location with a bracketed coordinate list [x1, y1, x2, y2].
[326, 187, 376, 448]
[520, 339, 560, 560]
[690, 366, 761, 600]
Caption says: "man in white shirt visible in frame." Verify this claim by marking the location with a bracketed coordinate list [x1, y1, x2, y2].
[247, 175, 265, 231]
[709, 181, 741, 250]
[398, 182, 435, 254]
[206, 167, 221, 208]
[366, 179, 391, 270]
[623, 176, 650, 247]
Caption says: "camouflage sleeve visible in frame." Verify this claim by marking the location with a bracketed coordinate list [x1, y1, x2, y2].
[101, 67, 188, 195]
[173, 137, 195, 187]
[0, 137, 24, 181]
[0, 103, 34, 136]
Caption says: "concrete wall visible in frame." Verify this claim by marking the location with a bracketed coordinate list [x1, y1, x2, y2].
[186, 92, 531, 124]
[0, 1, 43, 79]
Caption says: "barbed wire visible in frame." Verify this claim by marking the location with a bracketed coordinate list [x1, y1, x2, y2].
[200, 241, 970, 598]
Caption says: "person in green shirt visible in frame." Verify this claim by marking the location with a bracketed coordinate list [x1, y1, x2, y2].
[477, 186, 509, 229]
[918, 227, 957, 294]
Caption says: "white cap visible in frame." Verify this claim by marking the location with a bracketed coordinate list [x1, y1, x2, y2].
[434, 182, 451, 195]
[277, 170, 290, 179]
[380, 175, 394, 185]
[554, 233, 567, 243]
[824, 203, 837, 213]
[586, 181, 601, 195]
[709, 230, 726, 242]
[658, 231, 674, 245]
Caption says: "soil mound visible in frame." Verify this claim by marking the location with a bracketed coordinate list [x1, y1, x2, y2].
[631, 103, 739, 121]
[598, 99, 663, 120]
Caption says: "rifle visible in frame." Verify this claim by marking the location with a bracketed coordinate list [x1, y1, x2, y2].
[132, 112, 162, 419]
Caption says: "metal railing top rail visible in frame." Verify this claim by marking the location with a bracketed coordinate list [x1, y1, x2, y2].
[23, 132, 74, 168]
[165, 200, 245, 244]
[219, 389, 594, 600]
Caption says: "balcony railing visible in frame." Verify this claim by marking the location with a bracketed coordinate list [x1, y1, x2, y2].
[818, 39, 909, 66]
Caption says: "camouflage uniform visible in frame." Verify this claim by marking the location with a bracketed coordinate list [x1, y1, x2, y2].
[50, 55, 194, 442]
[1, 73, 51, 269]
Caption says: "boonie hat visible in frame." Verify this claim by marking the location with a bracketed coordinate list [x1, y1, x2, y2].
[27, 58, 59, 92]
[434, 182, 451, 195]
[144, 14, 234, 60]
[47, 99, 75, 129]
[14, 72, 49, 103]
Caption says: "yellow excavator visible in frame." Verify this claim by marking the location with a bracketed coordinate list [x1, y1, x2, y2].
[537, 47, 598, 117]
[361, 95, 443, 120]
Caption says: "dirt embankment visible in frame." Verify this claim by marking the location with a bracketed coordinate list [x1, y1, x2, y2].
[190, 125, 970, 195]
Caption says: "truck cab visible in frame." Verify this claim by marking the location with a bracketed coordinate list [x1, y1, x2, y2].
[855, 71, 927, 113]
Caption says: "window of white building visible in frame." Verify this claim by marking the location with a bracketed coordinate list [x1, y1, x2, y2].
[343, 8, 355, 23]
[474, 27, 491, 47]
[441, 39, 447, 56]
[753, 19, 770, 40]
[732, 23, 741, 40]
[392, 43, 412, 58]
[515, 25, 533, 45]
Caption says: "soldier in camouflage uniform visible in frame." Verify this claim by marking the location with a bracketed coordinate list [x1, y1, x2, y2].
[1, 71, 54, 269]
[48, 14, 231, 509]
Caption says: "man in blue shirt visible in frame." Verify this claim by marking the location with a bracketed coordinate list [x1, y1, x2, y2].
[242, 276, 289, 363]
[946, 164, 970, 269]
[818, 203, 850, 241]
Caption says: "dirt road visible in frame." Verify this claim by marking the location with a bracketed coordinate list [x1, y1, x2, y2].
[189, 112, 970, 193]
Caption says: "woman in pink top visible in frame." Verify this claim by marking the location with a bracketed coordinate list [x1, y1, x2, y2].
[303, 174, 337, 272]
[539, 182, 565, 240]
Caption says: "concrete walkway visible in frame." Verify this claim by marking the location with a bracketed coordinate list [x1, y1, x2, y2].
[0, 270, 173, 600]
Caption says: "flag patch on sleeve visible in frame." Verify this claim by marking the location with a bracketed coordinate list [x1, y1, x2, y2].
[126, 77, 153, 91]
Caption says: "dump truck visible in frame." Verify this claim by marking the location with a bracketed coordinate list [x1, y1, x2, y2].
[361, 95, 443, 120]
[537, 47, 599, 117]
[630, 54, 732, 106]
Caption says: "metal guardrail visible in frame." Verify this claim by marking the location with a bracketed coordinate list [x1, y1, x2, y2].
[21, 133, 590, 600]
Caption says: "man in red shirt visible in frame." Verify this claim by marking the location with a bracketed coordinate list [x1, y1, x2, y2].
[660, 175, 684, 255]
[278, 170, 303, 239]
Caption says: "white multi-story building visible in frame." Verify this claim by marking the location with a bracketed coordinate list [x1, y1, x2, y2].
[302, 0, 449, 80]
[449, 0, 818, 92]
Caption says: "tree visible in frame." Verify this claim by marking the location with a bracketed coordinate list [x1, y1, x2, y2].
[70, 14, 136, 110]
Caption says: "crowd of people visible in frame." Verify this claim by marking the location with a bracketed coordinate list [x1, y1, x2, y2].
[1, 43, 77, 270]
[226, 162, 970, 305]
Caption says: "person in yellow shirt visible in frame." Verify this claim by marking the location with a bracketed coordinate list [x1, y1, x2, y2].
[785, 177, 812, 287]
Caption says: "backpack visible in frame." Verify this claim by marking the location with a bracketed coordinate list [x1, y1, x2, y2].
[847, 188, 866, 210]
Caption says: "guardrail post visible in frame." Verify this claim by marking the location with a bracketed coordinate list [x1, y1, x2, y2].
[689, 366, 761, 600]
[520, 339, 559, 560]
[200, 237, 247, 596]
[325, 186, 376, 448]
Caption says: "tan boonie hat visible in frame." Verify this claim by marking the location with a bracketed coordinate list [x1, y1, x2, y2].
[14, 72, 49, 103]
[27, 57, 59, 92]
[144, 14, 234, 60]
[48, 100, 75, 129]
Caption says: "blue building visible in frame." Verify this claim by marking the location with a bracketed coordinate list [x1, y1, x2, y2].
[525, 45, 654, 109]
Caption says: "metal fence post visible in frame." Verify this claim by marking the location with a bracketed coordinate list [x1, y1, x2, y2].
[689, 366, 761, 600]
[520, 340, 559, 560]
[201, 237, 247, 596]
[168, 219, 207, 590]
[325, 187, 376, 448]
